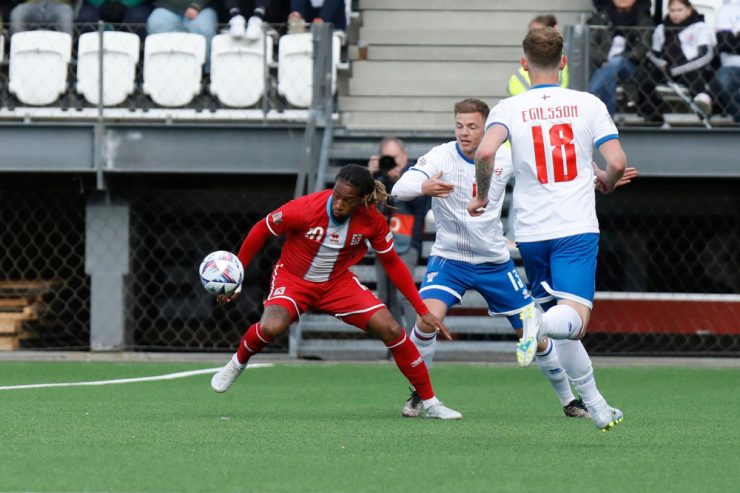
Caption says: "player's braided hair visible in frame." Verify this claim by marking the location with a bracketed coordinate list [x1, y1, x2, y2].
[336, 163, 391, 208]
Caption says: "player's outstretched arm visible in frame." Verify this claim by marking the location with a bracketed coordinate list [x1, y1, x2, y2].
[377, 249, 451, 340]
[218, 219, 273, 304]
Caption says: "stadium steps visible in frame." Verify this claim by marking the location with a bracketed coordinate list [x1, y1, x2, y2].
[339, 0, 593, 130]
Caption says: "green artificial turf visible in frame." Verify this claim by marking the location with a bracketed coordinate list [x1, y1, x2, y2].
[0, 361, 738, 493]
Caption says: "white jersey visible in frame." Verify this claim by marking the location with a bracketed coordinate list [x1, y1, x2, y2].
[392, 141, 511, 264]
[485, 84, 619, 242]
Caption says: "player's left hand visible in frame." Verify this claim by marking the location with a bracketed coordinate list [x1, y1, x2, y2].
[421, 172, 455, 197]
[418, 312, 452, 341]
[466, 196, 488, 216]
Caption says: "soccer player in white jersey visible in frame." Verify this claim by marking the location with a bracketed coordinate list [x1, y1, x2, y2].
[468, 28, 629, 432]
[391, 98, 589, 419]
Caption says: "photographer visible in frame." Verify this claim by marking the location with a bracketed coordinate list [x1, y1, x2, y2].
[368, 137, 431, 330]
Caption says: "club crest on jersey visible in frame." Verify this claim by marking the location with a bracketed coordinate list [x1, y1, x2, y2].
[271, 211, 283, 224]
[350, 233, 363, 245]
[305, 226, 324, 241]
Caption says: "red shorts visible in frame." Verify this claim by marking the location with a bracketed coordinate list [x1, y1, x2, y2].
[263, 263, 386, 330]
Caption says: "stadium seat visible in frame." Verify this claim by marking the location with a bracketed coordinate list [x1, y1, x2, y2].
[143, 33, 206, 107]
[76, 31, 141, 106]
[277, 32, 342, 108]
[9, 31, 72, 106]
[209, 33, 274, 108]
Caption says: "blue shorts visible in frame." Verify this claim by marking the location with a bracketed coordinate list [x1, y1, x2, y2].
[516, 233, 599, 308]
[419, 256, 532, 329]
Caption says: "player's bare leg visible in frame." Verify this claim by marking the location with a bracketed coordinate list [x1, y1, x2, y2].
[211, 305, 292, 393]
[366, 308, 462, 420]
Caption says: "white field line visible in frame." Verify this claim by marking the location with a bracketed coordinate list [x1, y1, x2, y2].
[0, 363, 272, 391]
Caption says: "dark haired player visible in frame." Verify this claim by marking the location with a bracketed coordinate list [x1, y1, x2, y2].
[211, 164, 462, 419]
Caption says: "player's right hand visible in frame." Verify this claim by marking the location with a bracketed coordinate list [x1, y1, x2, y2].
[466, 196, 488, 216]
[217, 285, 242, 305]
[421, 172, 455, 197]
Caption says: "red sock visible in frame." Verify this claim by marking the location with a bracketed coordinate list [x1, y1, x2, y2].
[235, 323, 271, 364]
[386, 333, 434, 400]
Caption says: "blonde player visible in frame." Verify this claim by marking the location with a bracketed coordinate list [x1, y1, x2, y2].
[391, 98, 589, 419]
[468, 28, 628, 432]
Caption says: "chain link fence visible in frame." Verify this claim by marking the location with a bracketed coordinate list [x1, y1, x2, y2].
[0, 176, 738, 355]
[568, 25, 739, 128]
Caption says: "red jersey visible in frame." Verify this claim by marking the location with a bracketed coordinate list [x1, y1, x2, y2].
[264, 189, 394, 282]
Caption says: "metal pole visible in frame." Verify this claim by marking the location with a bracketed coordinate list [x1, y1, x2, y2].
[94, 21, 106, 191]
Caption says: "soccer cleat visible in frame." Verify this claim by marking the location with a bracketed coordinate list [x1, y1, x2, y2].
[423, 402, 463, 420]
[589, 401, 624, 432]
[210, 356, 246, 393]
[516, 305, 541, 367]
[401, 388, 423, 418]
[563, 398, 590, 418]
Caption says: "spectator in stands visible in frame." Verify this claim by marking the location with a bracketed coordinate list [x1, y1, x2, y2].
[9, 0, 74, 35]
[76, 0, 153, 40]
[368, 137, 431, 331]
[287, 0, 346, 34]
[224, 0, 290, 39]
[508, 14, 569, 96]
[147, 0, 217, 66]
[587, 0, 654, 116]
[628, 0, 715, 124]
[709, 0, 740, 123]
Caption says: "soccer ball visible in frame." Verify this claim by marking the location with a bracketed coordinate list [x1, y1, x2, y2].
[198, 251, 244, 295]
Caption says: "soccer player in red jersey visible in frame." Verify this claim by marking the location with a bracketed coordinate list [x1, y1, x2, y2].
[211, 164, 462, 419]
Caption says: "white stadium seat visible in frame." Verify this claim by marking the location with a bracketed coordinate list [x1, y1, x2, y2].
[277, 32, 342, 108]
[76, 31, 140, 106]
[143, 33, 206, 107]
[209, 33, 273, 108]
[9, 31, 72, 106]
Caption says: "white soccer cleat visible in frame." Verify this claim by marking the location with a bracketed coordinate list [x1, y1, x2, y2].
[401, 389, 423, 418]
[210, 356, 246, 393]
[423, 402, 463, 420]
[516, 305, 541, 367]
[589, 400, 624, 432]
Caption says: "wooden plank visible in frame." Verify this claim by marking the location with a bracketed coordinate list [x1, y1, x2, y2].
[0, 335, 19, 350]
[0, 280, 57, 297]
[0, 298, 29, 310]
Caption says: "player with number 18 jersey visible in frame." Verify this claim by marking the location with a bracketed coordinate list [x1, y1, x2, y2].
[485, 85, 619, 243]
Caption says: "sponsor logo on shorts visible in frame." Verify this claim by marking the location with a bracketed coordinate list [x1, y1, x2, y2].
[385, 232, 393, 243]
[271, 211, 283, 224]
[273, 287, 285, 296]
[426, 272, 438, 283]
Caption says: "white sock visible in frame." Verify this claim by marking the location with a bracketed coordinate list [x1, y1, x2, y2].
[231, 353, 247, 368]
[552, 339, 604, 408]
[410, 325, 437, 370]
[535, 339, 576, 406]
[541, 304, 583, 340]
[422, 396, 439, 409]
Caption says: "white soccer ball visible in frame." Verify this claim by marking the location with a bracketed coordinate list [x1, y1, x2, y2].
[198, 251, 244, 295]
